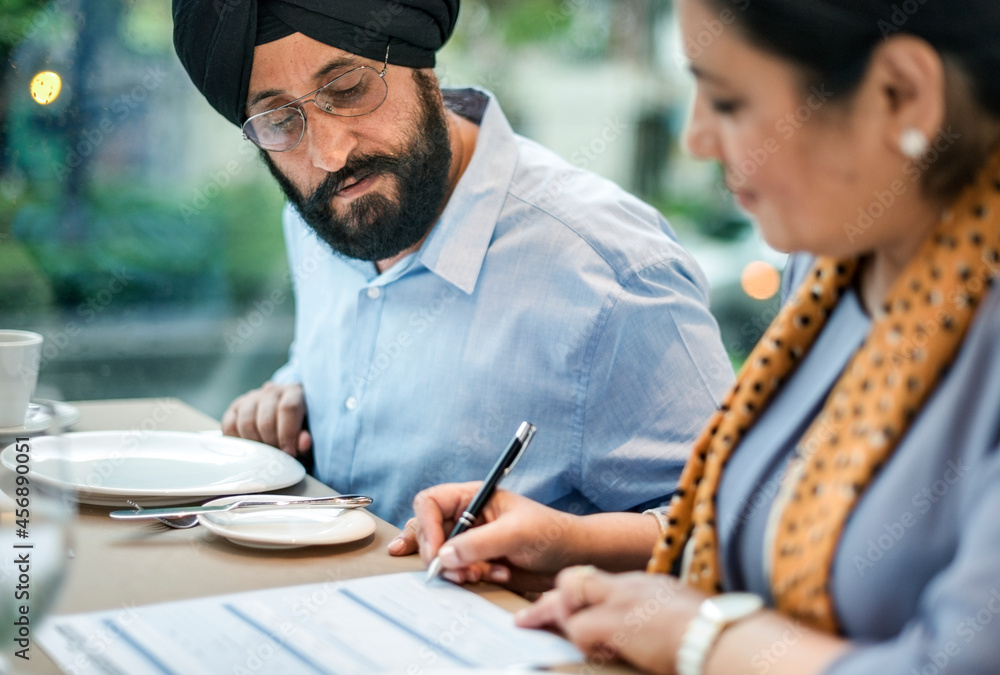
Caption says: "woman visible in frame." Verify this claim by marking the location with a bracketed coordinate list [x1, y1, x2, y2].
[389, 0, 1000, 673]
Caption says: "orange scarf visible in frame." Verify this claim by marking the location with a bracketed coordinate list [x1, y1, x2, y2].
[648, 149, 1000, 633]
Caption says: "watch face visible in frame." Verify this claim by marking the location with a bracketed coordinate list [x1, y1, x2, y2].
[704, 593, 765, 622]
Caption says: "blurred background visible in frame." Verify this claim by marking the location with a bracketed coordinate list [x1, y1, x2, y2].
[0, 0, 784, 418]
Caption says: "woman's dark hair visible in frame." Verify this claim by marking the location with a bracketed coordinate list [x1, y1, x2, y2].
[704, 0, 1000, 201]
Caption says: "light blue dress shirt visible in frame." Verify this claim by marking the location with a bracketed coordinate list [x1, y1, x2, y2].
[273, 89, 733, 527]
[718, 254, 1000, 673]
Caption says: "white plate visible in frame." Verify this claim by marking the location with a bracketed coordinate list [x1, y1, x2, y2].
[197, 495, 376, 549]
[0, 431, 306, 506]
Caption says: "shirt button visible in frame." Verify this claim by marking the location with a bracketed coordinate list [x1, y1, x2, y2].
[345, 396, 358, 411]
[366, 286, 381, 300]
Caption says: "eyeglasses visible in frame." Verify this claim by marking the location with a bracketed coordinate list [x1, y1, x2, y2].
[241, 45, 390, 152]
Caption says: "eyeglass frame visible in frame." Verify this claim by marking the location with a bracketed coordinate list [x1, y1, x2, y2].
[241, 43, 391, 152]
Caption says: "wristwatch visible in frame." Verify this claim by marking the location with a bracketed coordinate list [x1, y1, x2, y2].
[676, 592, 765, 675]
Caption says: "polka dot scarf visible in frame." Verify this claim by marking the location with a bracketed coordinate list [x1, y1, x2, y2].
[648, 149, 1000, 633]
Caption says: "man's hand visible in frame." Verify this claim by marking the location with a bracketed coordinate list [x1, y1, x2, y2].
[221, 381, 312, 458]
[387, 482, 584, 593]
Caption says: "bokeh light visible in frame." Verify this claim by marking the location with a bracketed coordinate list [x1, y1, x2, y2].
[30, 71, 62, 105]
[741, 260, 781, 300]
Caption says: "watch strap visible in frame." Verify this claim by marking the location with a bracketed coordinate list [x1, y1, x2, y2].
[676, 593, 764, 675]
[676, 605, 724, 675]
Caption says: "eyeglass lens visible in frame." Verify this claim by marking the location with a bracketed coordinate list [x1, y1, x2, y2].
[243, 67, 388, 151]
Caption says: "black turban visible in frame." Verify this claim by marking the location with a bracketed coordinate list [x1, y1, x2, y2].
[172, 0, 460, 127]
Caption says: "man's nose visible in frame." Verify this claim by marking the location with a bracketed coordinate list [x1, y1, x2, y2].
[303, 107, 358, 174]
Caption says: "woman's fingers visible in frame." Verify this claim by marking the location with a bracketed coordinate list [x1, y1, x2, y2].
[516, 565, 611, 628]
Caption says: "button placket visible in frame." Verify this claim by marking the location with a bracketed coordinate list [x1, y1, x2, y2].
[347, 284, 387, 415]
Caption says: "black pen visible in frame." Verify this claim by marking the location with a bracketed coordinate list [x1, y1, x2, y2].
[425, 421, 537, 583]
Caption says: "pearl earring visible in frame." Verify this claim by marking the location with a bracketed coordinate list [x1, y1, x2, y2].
[900, 128, 929, 160]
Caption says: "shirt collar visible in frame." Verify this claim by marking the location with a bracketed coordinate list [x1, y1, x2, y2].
[414, 88, 519, 295]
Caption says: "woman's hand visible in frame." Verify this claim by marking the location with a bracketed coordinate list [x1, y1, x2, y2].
[516, 567, 705, 675]
[387, 482, 584, 593]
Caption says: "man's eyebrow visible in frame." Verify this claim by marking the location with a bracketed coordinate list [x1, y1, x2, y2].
[314, 56, 361, 80]
[246, 56, 362, 114]
[247, 88, 284, 111]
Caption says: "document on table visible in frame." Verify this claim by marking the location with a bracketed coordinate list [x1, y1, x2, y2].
[37, 572, 583, 674]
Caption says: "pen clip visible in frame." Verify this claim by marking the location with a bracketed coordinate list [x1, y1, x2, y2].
[503, 422, 536, 477]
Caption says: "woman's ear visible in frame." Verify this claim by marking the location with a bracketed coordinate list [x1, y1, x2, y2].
[866, 35, 945, 159]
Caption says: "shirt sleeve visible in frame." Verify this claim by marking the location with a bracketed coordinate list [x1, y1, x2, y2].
[576, 255, 735, 512]
[269, 203, 303, 385]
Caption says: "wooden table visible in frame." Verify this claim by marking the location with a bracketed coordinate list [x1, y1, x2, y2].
[13, 399, 636, 675]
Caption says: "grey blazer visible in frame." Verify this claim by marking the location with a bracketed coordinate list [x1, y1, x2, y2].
[716, 254, 1000, 674]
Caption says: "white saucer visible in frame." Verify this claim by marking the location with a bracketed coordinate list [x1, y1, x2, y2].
[0, 403, 55, 436]
[0, 400, 80, 440]
[31, 399, 82, 429]
[198, 495, 377, 549]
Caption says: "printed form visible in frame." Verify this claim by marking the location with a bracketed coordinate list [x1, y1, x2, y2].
[37, 572, 583, 674]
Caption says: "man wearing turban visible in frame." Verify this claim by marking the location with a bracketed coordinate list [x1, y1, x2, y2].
[172, 0, 734, 527]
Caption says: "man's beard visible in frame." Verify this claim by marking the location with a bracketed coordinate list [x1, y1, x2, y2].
[262, 71, 452, 262]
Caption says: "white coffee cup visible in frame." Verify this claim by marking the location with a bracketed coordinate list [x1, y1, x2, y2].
[0, 330, 44, 428]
